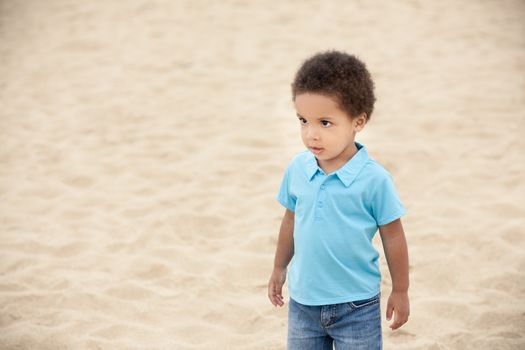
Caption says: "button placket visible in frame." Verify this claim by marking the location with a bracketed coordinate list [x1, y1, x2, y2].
[314, 180, 327, 220]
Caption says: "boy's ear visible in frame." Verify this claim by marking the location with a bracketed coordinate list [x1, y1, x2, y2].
[355, 113, 367, 129]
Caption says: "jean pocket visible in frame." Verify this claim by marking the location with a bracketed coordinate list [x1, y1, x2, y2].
[348, 293, 380, 309]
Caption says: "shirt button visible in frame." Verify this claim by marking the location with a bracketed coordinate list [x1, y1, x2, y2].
[320, 185, 326, 190]
[317, 201, 323, 208]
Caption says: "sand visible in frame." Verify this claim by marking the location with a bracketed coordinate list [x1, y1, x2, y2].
[1, 0, 524, 349]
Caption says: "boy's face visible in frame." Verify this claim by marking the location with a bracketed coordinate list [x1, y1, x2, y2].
[294, 92, 366, 166]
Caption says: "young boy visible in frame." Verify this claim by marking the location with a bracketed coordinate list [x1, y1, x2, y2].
[267, 50, 410, 349]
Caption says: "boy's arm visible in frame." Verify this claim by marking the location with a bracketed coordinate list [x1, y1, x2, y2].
[379, 218, 410, 330]
[273, 208, 295, 268]
[268, 208, 294, 307]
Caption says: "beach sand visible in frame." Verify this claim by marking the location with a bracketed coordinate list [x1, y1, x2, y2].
[1, 0, 524, 349]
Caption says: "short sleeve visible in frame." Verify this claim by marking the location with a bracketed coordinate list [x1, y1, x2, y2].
[275, 162, 297, 212]
[371, 172, 406, 226]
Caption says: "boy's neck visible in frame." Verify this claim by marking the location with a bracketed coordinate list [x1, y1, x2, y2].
[317, 142, 359, 175]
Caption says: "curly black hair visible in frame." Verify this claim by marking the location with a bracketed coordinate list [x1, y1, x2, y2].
[291, 50, 376, 122]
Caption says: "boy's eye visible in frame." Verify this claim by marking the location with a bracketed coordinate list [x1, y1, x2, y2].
[298, 118, 331, 127]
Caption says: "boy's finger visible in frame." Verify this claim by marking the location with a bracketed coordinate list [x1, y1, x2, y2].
[268, 282, 283, 306]
[276, 285, 283, 297]
[386, 304, 394, 321]
[275, 289, 283, 305]
[268, 282, 277, 304]
[389, 311, 402, 329]
[389, 317, 397, 329]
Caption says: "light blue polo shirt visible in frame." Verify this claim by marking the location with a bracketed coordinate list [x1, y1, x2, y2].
[275, 141, 406, 306]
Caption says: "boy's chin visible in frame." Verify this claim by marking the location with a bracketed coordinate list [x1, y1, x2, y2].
[313, 153, 329, 160]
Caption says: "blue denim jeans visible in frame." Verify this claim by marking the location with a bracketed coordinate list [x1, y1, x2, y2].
[287, 292, 382, 350]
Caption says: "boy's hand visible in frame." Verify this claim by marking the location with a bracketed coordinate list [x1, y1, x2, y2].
[386, 290, 410, 330]
[268, 267, 287, 307]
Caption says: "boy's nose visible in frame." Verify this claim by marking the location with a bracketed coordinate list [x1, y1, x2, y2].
[306, 127, 320, 140]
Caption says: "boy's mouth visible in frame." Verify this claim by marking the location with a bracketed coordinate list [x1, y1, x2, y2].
[310, 147, 324, 154]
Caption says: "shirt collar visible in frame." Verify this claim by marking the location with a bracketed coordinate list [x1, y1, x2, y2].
[304, 141, 369, 187]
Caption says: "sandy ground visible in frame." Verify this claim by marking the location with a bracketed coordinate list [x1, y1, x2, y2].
[1, 0, 524, 349]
